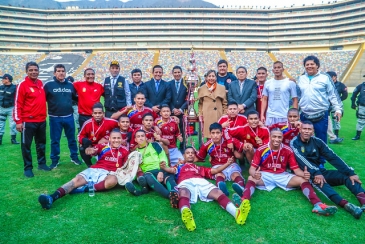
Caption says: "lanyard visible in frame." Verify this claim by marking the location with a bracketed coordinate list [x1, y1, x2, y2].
[91, 120, 105, 141]
[268, 145, 281, 172]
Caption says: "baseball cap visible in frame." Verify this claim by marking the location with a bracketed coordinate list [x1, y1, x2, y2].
[110, 60, 120, 67]
[0, 74, 13, 82]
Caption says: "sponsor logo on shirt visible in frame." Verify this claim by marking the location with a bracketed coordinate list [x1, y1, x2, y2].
[53, 88, 71, 93]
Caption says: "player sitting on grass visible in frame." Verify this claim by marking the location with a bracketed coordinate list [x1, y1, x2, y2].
[218, 101, 248, 129]
[224, 111, 269, 163]
[38, 129, 129, 209]
[268, 108, 301, 146]
[126, 130, 179, 208]
[160, 147, 251, 231]
[196, 122, 246, 197]
[155, 105, 184, 166]
[232, 128, 337, 218]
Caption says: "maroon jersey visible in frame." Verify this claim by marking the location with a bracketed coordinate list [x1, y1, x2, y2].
[196, 138, 243, 167]
[256, 82, 266, 117]
[129, 126, 156, 150]
[173, 162, 214, 184]
[155, 117, 181, 149]
[224, 125, 269, 149]
[252, 143, 298, 174]
[91, 143, 129, 172]
[78, 118, 119, 146]
[268, 122, 299, 146]
[121, 105, 158, 129]
[218, 114, 247, 128]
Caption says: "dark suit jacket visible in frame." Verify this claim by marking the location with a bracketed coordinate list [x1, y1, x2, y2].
[228, 78, 257, 116]
[143, 78, 171, 108]
[169, 79, 188, 112]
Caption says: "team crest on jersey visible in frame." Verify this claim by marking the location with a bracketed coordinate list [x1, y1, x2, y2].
[247, 134, 250, 139]
[118, 82, 123, 88]
[30, 88, 34, 92]
[280, 156, 284, 162]
[82, 88, 86, 92]
[170, 127, 174, 131]
[301, 146, 305, 153]
[94, 89, 97, 92]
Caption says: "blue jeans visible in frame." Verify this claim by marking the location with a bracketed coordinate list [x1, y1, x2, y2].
[300, 111, 328, 144]
[49, 115, 78, 163]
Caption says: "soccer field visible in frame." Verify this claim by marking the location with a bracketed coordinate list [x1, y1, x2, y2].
[1, 98, 364, 243]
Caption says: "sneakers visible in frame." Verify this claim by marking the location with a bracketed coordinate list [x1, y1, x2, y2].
[137, 176, 149, 194]
[181, 207, 196, 231]
[235, 199, 251, 225]
[125, 182, 142, 196]
[169, 191, 179, 209]
[344, 203, 363, 219]
[232, 193, 243, 208]
[232, 183, 245, 197]
[329, 138, 343, 144]
[38, 194, 53, 210]
[24, 170, 34, 178]
[71, 158, 82, 166]
[49, 161, 59, 170]
[312, 203, 337, 216]
[218, 181, 229, 196]
[361, 204, 365, 212]
[69, 185, 88, 194]
[38, 164, 51, 171]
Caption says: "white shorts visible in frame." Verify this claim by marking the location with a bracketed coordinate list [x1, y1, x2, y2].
[257, 171, 296, 192]
[78, 168, 115, 184]
[212, 163, 241, 180]
[177, 178, 217, 204]
[169, 148, 184, 167]
[265, 117, 287, 126]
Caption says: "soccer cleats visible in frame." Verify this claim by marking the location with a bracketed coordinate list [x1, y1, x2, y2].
[232, 193, 242, 208]
[169, 191, 179, 209]
[218, 181, 229, 196]
[38, 194, 53, 210]
[235, 199, 251, 225]
[137, 176, 149, 194]
[232, 183, 244, 197]
[312, 203, 337, 216]
[344, 203, 363, 219]
[181, 208, 196, 231]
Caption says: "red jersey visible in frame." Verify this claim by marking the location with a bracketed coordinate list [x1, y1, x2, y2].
[73, 81, 104, 116]
[172, 162, 214, 184]
[224, 125, 269, 149]
[13, 76, 47, 124]
[91, 143, 129, 172]
[78, 117, 119, 146]
[121, 105, 158, 129]
[218, 114, 247, 129]
[155, 117, 181, 149]
[129, 126, 156, 150]
[252, 143, 298, 174]
[256, 82, 266, 117]
[196, 138, 243, 167]
[268, 122, 299, 146]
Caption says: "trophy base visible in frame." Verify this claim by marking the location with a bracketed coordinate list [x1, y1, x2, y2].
[187, 117, 199, 123]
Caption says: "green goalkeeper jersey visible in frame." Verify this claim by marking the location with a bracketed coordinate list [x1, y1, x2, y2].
[136, 142, 168, 173]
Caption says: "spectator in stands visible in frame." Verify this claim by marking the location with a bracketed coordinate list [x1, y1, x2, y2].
[227, 66, 257, 116]
[169, 66, 188, 151]
[143, 65, 171, 113]
[217, 60, 237, 91]
[129, 68, 145, 104]
[103, 61, 132, 118]
[198, 70, 227, 139]
[255, 67, 268, 117]
[66, 76, 80, 132]
[297, 56, 342, 145]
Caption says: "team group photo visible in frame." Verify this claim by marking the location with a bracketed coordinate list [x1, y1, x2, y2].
[1, 0, 365, 243]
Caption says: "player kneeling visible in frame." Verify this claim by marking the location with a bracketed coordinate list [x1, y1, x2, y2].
[38, 129, 129, 209]
[160, 147, 251, 231]
[232, 128, 337, 219]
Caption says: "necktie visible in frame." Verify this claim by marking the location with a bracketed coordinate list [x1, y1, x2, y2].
[176, 81, 180, 93]
[111, 78, 116, 95]
[240, 82, 243, 95]
[155, 81, 160, 92]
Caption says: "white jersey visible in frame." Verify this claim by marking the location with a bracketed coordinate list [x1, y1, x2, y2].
[263, 78, 297, 118]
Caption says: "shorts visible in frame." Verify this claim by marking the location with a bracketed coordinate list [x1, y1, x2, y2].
[265, 117, 287, 126]
[169, 148, 184, 167]
[257, 171, 296, 192]
[177, 178, 217, 204]
[212, 163, 241, 180]
[78, 168, 115, 184]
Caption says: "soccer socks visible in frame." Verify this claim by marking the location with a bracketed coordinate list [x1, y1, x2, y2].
[226, 202, 237, 217]
[356, 192, 365, 206]
[234, 175, 245, 187]
[300, 182, 321, 205]
[339, 199, 349, 208]
[216, 176, 225, 186]
[165, 176, 177, 192]
[94, 181, 106, 192]
[242, 180, 255, 200]
[179, 196, 191, 212]
[145, 173, 169, 198]
[50, 187, 66, 202]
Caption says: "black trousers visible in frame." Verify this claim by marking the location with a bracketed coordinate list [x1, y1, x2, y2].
[105, 109, 117, 119]
[78, 115, 92, 129]
[312, 169, 365, 205]
[79, 146, 92, 167]
[21, 121, 46, 171]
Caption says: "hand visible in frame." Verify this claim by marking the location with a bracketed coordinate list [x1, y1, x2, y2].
[227, 143, 234, 150]
[171, 116, 180, 124]
[303, 166, 310, 180]
[289, 77, 297, 83]
[238, 104, 245, 113]
[334, 111, 342, 122]
[152, 105, 160, 113]
[85, 147, 96, 155]
[157, 171, 164, 182]
[154, 133, 161, 141]
[173, 109, 181, 116]
[349, 175, 362, 185]
[255, 137, 263, 146]
[244, 142, 253, 151]
[351, 104, 357, 110]
[177, 158, 184, 165]
[254, 167, 261, 180]
[121, 139, 127, 146]
[294, 121, 302, 128]
[159, 161, 167, 169]
[221, 120, 230, 128]
[147, 138, 153, 143]
[260, 115, 265, 124]
[16, 123, 23, 133]
[177, 135, 183, 142]
[125, 105, 133, 111]
[314, 175, 326, 188]
[227, 157, 234, 165]
[258, 121, 264, 127]
[154, 126, 162, 135]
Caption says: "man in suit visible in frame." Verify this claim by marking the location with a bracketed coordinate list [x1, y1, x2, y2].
[228, 66, 257, 116]
[103, 61, 132, 118]
[169, 66, 188, 151]
[143, 65, 171, 113]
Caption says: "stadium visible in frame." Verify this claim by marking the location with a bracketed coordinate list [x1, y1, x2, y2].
[1, 0, 365, 243]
